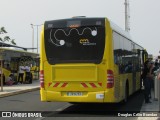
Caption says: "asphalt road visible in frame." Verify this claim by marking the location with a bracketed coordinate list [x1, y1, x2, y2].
[0, 90, 144, 120]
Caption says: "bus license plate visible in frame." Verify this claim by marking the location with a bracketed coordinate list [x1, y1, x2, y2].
[67, 92, 82, 96]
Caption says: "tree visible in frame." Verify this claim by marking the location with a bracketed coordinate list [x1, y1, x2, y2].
[0, 27, 16, 45]
[0, 27, 7, 34]
[11, 39, 16, 45]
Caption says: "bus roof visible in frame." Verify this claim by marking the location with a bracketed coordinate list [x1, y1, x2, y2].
[0, 42, 37, 51]
[110, 21, 132, 40]
[0, 42, 28, 51]
[0, 47, 39, 60]
[0, 47, 38, 55]
[109, 20, 143, 50]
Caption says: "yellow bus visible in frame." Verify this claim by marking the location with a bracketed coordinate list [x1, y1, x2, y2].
[40, 17, 147, 103]
[0, 47, 39, 83]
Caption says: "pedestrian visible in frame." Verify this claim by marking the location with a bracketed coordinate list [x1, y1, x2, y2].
[158, 72, 160, 80]
[18, 63, 25, 84]
[142, 60, 154, 103]
[24, 63, 32, 84]
[157, 66, 160, 80]
[153, 61, 159, 72]
[6, 74, 15, 85]
[149, 62, 154, 98]
[151, 62, 159, 89]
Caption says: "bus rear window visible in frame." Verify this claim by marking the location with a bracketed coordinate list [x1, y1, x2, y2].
[44, 18, 105, 64]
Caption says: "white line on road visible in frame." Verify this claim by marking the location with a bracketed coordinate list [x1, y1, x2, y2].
[55, 103, 71, 111]
[34, 103, 71, 120]
[34, 117, 46, 120]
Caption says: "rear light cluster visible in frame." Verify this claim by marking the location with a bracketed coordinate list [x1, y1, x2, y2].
[40, 70, 44, 88]
[107, 70, 114, 88]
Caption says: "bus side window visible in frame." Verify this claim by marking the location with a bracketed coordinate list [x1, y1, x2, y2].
[114, 51, 124, 74]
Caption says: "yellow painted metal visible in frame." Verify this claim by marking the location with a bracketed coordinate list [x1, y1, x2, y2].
[40, 18, 142, 103]
[52, 64, 97, 82]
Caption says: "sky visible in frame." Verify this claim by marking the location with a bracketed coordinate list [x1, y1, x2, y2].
[0, 0, 160, 56]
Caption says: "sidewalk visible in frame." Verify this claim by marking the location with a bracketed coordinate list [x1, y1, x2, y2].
[138, 89, 160, 120]
[0, 80, 40, 98]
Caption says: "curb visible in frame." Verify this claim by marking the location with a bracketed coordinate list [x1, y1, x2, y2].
[0, 87, 40, 98]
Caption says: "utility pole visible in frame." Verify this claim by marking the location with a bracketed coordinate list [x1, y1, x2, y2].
[125, 0, 130, 32]
[30, 24, 42, 53]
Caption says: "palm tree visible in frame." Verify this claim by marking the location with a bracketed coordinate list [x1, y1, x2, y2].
[0, 27, 7, 34]
[0, 37, 2, 42]
[11, 39, 16, 45]
[3, 36, 10, 42]
[0, 27, 16, 45]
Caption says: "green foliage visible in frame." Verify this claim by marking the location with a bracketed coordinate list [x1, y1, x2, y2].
[4, 36, 10, 42]
[0, 27, 7, 34]
[0, 27, 16, 45]
[0, 37, 2, 41]
[11, 39, 16, 45]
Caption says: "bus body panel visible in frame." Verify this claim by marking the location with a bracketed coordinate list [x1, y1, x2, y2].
[43, 61, 106, 92]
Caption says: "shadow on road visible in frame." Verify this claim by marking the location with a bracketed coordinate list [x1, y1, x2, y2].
[46, 90, 144, 117]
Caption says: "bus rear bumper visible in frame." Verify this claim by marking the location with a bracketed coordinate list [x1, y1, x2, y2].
[41, 90, 106, 103]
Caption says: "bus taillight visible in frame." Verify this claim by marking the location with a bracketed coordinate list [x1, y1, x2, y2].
[40, 70, 44, 88]
[107, 70, 114, 88]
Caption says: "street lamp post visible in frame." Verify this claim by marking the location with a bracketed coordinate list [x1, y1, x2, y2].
[36, 26, 39, 53]
[30, 24, 34, 52]
[30, 24, 42, 53]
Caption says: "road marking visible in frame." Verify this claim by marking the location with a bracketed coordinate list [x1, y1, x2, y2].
[34, 103, 71, 120]
[55, 103, 71, 111]
[34, 117, 45, 120]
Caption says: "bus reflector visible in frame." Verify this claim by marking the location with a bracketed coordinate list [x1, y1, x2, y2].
[40, 70, 44, 88]
[107, 70, 114, 88]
